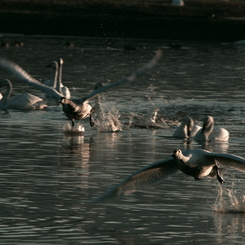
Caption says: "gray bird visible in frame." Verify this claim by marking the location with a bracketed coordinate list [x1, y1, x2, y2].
[93, 149, 245, 202]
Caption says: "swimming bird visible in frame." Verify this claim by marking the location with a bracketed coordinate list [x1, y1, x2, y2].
[0, 78, 47, 110]
[44, 61, 59, 99]
[0, 49, 162, 127]
[194, 116, 229, 142]
[57, 58, 71, 99]
[172, 116, 201, 138]
[92, 148, 245, 202]
[44, 59, 71, 99]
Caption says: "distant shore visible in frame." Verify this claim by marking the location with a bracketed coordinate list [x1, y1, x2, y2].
[0, 1, 245, 42]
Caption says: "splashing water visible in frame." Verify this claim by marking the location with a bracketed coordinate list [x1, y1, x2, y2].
[127, 108, 168, 129]
[93, 106, 122, 132]
[213, 185, 245, 213]
[63, 122, 85, 136]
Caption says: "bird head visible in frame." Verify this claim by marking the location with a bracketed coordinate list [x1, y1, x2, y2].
[171, 149, 182, 160]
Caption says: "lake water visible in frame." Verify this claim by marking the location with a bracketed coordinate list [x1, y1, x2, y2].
[1, 35, 245, 244]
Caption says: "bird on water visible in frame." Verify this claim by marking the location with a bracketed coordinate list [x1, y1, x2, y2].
[0, 49, 162, 128]
[0, 78, 47, 110]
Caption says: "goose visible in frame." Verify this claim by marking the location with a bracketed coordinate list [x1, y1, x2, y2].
[0, 78, 47, 110]
[172, 116, 201, 138]
[194, 116, 229, 142]
[0, 49, 162, 127]
[92, 148, 245, 202]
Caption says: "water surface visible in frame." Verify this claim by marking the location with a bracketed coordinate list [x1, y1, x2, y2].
[0, 36, 245, 244]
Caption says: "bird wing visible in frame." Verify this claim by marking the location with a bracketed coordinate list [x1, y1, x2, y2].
[207, 152, 245, 172]
[77, 49, 162, 103]
[92, 157, 178, 202]
[0, 58, 63, 99]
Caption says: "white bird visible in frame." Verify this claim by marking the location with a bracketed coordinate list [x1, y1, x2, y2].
[194, 116, 229, 142]
[44, 59, 71, 99]
[57, 58, 71, 99]
[0, 50, 162, 127]
[0, 78, 47, 110]
[172, 116, 201, 138]
[92, 148, 245, 202]
[44, 61, 59, 99]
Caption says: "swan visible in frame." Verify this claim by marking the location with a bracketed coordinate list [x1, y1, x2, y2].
[44, 59, 71, 99]
[57, 58, 71, 99]
[0, 78, 47, 110]
[172, 116, 201, 138]
[194, 116, 229, 142]
[44, 61, 59, 99]
[0, 50, 162, 127]
[92, 148, 245, 202]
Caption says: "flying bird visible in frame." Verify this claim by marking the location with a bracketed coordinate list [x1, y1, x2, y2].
[0, 50, 162, 128]
[92, 148, 245, 202]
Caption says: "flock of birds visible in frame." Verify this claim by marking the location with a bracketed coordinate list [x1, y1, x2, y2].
[0, 50, 162, 128]
[0, 48, 245, 203]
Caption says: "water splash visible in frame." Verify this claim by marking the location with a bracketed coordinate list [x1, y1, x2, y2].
[213, 185, 245, 213]
[63, 122, 85, 136]
[127, 108, 168, 129]
[93, 106, 122, 132]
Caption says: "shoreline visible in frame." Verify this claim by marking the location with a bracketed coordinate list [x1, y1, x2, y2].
[0, 2, 245, 42]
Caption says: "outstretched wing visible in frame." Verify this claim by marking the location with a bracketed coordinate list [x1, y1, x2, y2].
[92, 157, 178, 202]
[77, 49, 162, 103]
[0, 58, 63, 99]
[207, 152, 245, 172]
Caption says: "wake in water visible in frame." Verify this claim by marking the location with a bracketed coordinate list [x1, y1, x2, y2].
[213, 185, 245, 213]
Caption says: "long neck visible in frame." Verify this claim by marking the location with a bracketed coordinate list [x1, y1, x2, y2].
[57, 59, 63, 93]
[50, 63, 58, 88]
[0, 79, 12, 107]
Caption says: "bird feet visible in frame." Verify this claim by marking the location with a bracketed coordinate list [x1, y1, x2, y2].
[217, 174, 225, 184]
[214, 165, 225, 184]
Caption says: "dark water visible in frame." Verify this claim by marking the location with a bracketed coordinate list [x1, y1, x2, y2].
[1, 35, 245, 244]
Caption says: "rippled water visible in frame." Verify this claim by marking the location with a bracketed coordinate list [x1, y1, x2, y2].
[1, 36, 245, 244]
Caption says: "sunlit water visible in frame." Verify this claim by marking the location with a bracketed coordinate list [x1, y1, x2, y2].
[1, 35, 245, 244]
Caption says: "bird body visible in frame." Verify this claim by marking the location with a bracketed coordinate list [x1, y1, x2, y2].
[194, 116, 229, 142]
[93, 149, 245, 202]
[0, 78, 47, 110]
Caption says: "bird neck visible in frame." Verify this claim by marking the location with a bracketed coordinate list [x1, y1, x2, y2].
[201, 122, 214, 140]
[57, 62, 62, 92]
[50, 64, 58, 89]
[0, 79, 12, 106]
